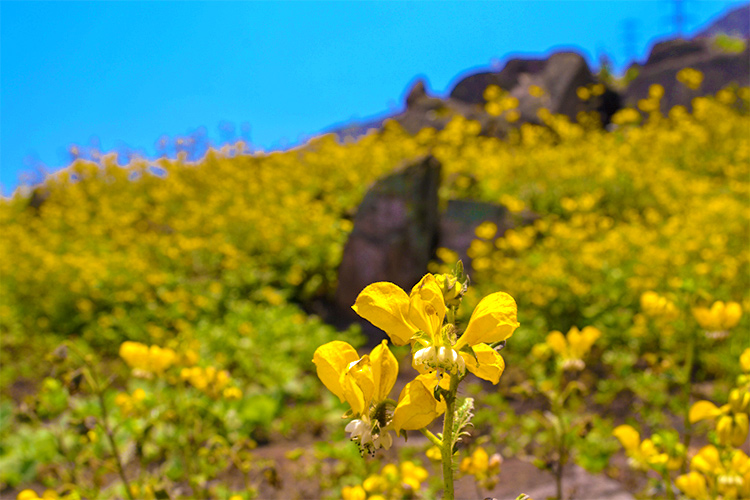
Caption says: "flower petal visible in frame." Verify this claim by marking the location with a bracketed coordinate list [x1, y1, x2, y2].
[461, 343, 505, 384]
[455, 292, 519, 349]
[545, 331, 567, 356]
[391, 374, 447, 433]
[407, 274, 446, 341]
[723, 301, 742, 329]
[675, 471, 708, 499]
[613, 424, 640, 452]
[313, 341, 360, 402]
[341, 361, 368, 415]
[352, 282, 416, 345]
[370, 340, 398, 402]
[689, 400, 722, 424]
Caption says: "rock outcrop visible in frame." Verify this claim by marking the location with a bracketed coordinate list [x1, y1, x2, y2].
[335, 155, 441, 327]
[623, 37, 750, 112]
[449, 52, 617, 124]
[438, 199, 537, 275]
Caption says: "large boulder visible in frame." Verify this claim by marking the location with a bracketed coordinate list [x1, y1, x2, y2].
[623, 37, 750, 112]
[335, 155, 441, 329]
[449, 52, 606, 124]
[695, 3, 750, 39]
[438, 199, 537, 275]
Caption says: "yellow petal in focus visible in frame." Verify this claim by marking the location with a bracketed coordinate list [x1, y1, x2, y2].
[410, 275, 446, 324]
[391, 374, 447, 433]
[312, 341, 359, 403]
[370, 340, 398, 402]
[352, 282, 415, 345]
[407, 274, 446, 343]
[455, 292, 520, 349]
[461, 343, 505, 384]
[689, 400, 722, 424]
[342, 356, 372, 415]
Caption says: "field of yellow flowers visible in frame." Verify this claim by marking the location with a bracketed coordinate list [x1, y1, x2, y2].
[1, 80, 748, 500]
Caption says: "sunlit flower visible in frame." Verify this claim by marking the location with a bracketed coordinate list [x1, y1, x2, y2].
[391, 373, 450, 434]
[353, 274, 519, 383]
[313, 340, 397, 455]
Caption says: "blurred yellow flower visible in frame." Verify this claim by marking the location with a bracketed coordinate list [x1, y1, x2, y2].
[677, 67, 704, 90]
[690, 389, 749, 447]
[692, 300, 742, 336]
[544, 326, 601, 371]
[675, 471, 709, 500]
[119, 341, 177, 377]
[640, 291, 678, 321]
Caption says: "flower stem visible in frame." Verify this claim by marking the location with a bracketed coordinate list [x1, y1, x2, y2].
[66, 342, 135, 500]
[419, 428, 442, 448]
[441, 373, 459, 500]
[680, 334, 696, 474]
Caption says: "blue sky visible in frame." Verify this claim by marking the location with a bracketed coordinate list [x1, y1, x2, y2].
[1, 1, 746, 195]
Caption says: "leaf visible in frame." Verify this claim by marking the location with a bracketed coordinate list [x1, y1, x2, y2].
[451, 397, 474, 451]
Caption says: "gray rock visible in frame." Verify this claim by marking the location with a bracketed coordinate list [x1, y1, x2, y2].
[623, 37, 750, 113]
[695, 4, 750, 39]
[335, 155, 441, 332]
[438, 199, 537, 276]
[450, 52, 600, 124]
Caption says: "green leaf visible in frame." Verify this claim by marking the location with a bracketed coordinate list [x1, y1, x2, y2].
[451, 397, 474, 450]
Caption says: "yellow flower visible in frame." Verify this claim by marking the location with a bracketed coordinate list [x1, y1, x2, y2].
[675, 471, 709, 500]
[391, 373, 448, 434]
[400, 461, 429, 491]
[353, 274, 519, 383]
[460, 446, 502, 489]
[613, 425, 683, 472]
[640, 291, 678, 320]
[352, 274, 445, 347]
[677, 68, 704, 90]
[544, 326, 601, 371]
[691, 389, 749, 447]
[741, 348, 750, 373]
[223, 387, 242, 400]
[426, 445, 442, 461]
[119, 341, 177, 376]
[460, 446, 489, 475]
[341, 485, 366, 500]
[313, 340, 397, 454]
[692, 300, 742, 336]
[17, 491, 40, 500]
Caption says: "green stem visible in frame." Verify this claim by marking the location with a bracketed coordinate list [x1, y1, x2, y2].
[664, 470, 675, 500]
[441, 373, 460, 500]
[419, 428, 443, 448]
[66, 343, 135, 500]
[680, 335, 696, 474]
